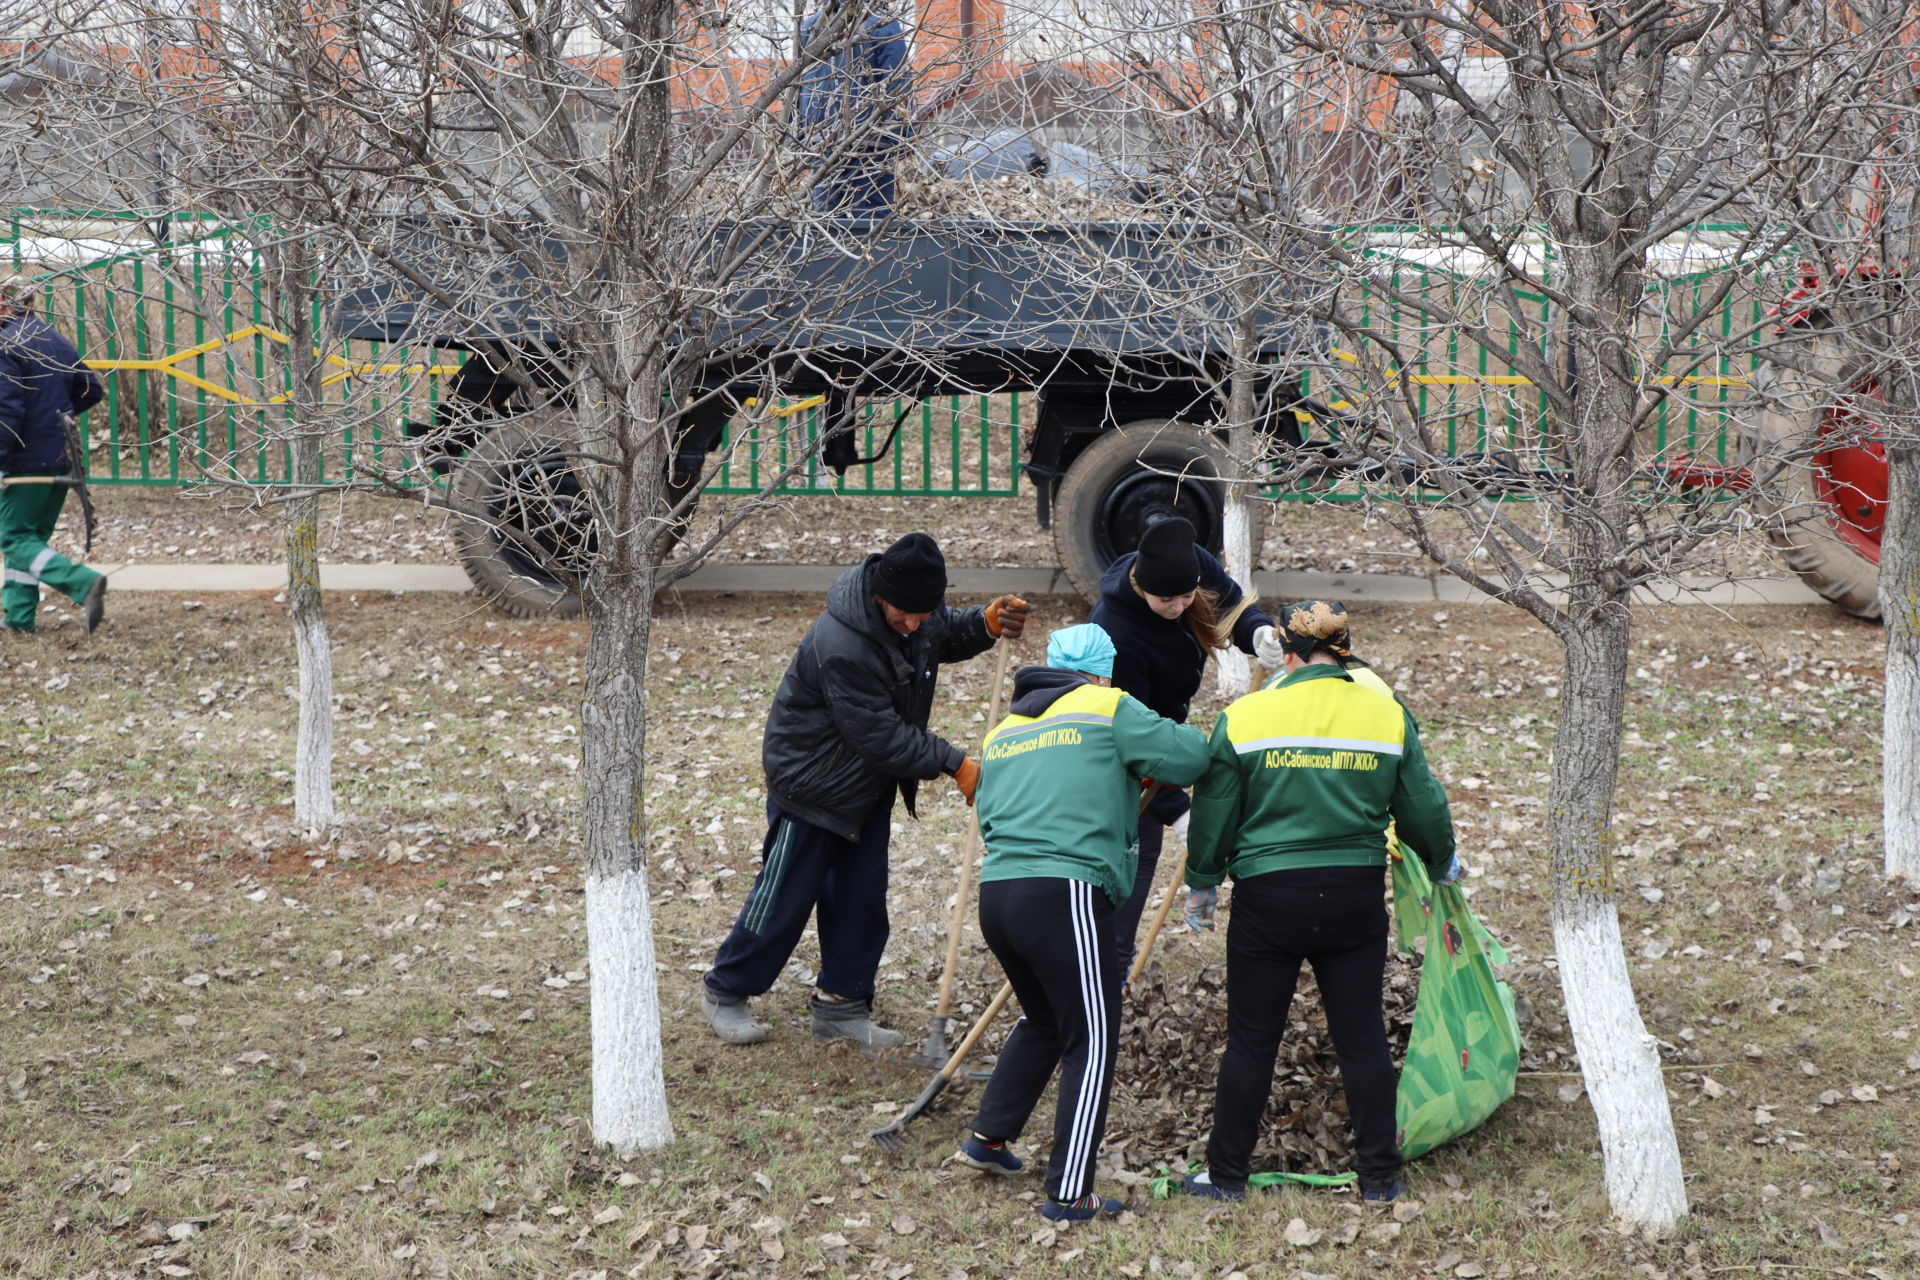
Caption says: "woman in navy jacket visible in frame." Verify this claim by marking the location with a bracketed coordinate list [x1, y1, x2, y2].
[1086, 517, 1285, 963]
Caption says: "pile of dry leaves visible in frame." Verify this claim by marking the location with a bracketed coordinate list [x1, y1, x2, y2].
[1102, 955, 1421, 1174]
[945, 951, 1420, 1176]
[892, 160, 1146, 222]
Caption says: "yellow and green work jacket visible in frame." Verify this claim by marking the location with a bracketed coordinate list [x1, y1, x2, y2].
[977, 667, 1211, 906]
[1186, 663, 1454, 888]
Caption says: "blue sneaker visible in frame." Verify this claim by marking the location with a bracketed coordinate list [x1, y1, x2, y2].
[955, 1136, 1024, 1176]
[1038, 1194, 1124, 1222]
[1182, 1172, 1246, 1202]
[1361, 1176, 1407, 1203]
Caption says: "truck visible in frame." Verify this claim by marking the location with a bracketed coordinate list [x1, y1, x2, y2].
[332, 218, 1891, 619]
[332, 218, 1319, 616]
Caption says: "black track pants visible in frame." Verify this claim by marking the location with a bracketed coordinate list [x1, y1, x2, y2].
[969, 877, 1121, 1202]
[1205, 866, 1401, 1190]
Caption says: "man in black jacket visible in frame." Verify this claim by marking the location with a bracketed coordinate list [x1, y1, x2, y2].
[703, 532, 1029, 1047]
[1, 277, 106, 634]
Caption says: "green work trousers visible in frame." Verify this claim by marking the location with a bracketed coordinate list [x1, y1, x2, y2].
[1, 473, 100, 631]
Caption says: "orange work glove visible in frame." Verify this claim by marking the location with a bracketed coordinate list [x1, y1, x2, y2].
[953, 757, 981, 806]
[984, 594, 1030, 639]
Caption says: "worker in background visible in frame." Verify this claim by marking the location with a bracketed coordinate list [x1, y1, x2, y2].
[1085, 516, 1287, 966]
[703, 532, 1029, 1048]
[796, 1, 912, 214]
[0, 275, 106, 635]
[1181, 599, 1458, 1205]
[955, 623, 1210, 1221]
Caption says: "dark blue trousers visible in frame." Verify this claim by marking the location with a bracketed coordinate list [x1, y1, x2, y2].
[705, 799, 893, 1001]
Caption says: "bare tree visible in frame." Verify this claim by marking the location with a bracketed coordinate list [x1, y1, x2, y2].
[1746, 3, 1920, 884]
[1086, 0, 1898, 1230]
[29, 0, 979, 1154]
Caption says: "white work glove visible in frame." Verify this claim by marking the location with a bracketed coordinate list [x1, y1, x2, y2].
[1437, 856, 1466, 885]
[1169, 809, 1190, 845]
[1252, 624, 1288, 667]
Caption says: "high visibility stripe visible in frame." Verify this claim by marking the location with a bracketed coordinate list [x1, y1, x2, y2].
[741, 819, 797, 936]
[984, 710, 1113, 748]
[28, 547, 57, 577]
[1059, 880, 1109, 1201]
[4, 568, 39, 585]
[1234, 735, 1403, 757]
[984, 682, 1125, 747]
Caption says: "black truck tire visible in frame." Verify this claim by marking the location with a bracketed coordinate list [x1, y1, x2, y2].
[452, 408, 593, 620]
[1053, 420, 1265, 602]
[1743, 341, 1883, 620]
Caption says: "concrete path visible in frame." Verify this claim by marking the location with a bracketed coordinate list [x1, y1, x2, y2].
[94, 560, 1830, 607]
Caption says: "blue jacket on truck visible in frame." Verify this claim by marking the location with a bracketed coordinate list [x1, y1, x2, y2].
[0, 311, 105, 473]
[796, 3, 912, 213]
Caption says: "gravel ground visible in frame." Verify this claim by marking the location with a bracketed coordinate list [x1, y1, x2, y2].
[87, 483, 1790, 584]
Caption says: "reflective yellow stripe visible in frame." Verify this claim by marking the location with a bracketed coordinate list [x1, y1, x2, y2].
[1224, 672, 1404, 755]
[986, 683, 1124, 748]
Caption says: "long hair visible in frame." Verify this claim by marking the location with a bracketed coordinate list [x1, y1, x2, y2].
[1130, 564, 1257, 651]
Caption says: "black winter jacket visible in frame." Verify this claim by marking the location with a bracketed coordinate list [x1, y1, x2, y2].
[762, 556, 997, 840]
[0, 312, 104, 473]
[1086, 546, 1274, 727]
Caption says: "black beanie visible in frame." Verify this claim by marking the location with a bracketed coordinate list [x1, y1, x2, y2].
[872, 532, 947, 612]
[1132, 517, 1201, 596]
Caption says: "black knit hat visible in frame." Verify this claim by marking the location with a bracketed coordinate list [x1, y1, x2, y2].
[872, 532, 947, 612]
[1132, 518, 1201, 596]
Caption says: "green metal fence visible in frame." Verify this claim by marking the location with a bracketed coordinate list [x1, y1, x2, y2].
[10, 211, 1756, 501]
[1299, 230, 1763, 486]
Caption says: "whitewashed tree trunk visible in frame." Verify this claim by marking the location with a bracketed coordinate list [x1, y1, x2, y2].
[1216, 497, 1254, 696]
[1885, 441, 1920, 883]
[1216, 297, 1260, 697]
[1551, 617, 1687, 1232]
[280, 239, 335, 833]
[578, 446, 674, 1153]
[287, 486, 336, 831]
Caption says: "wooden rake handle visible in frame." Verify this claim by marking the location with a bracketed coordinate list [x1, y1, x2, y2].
[933, 638, 1014, 1023]
[1128, 815, 1187, 988]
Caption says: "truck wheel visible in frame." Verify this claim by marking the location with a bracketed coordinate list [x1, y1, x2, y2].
[1745, 338, 1884, 619]
[1053, 420, 1265, 602]
[452, 408, 594, 620]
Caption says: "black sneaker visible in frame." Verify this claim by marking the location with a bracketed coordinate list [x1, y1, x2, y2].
[955, 1136, 1024, 1176]
[1182, 1173, 1246, 1202]
[1360, 1176, 1407, 1203]
[1038, 1194, 1124, 1222]
[81, 576, 106, 634]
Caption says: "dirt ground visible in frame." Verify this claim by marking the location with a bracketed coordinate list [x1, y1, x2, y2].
[86, 483, 1787, 584]
[3, 587, 1915, 1279]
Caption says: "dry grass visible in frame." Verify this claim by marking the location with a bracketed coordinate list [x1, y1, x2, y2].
[2, 590, 1915, 1280]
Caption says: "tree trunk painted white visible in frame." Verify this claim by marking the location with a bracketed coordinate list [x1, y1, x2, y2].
[586, 863, 672, 1152]
[281, 235, 335, 834]
[1216, 497, 1253, 697]
[578, 512, 675, 1154]
[288, 493, 336, 832]
[1885, 441, 1920, 883]
[1216, 296, 1259, 698]
[1551, 616, 1687, 1232]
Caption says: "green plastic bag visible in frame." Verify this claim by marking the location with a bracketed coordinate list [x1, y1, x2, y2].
[1390, 846, 1521, 1161]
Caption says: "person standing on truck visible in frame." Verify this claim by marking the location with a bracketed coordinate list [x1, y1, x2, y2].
[1085, 516, 1287, 963]
[795, 0, 913, 214]
[1179, 599, 1459, 1205]
[0, 275, 106, 635]
[955, 623, 1210, 1222]
[702, 532, 1030, 1048]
